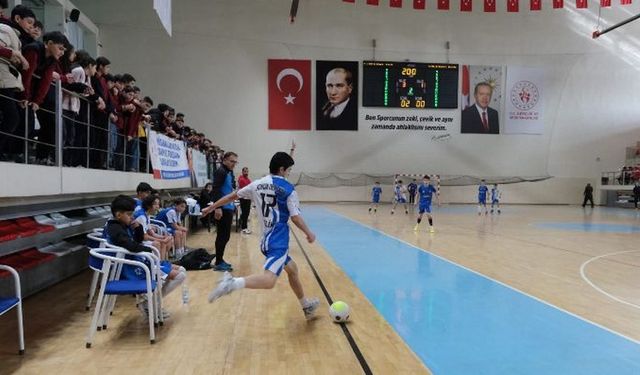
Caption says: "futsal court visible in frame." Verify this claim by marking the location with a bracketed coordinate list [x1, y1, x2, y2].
[1, 202, 639, 374]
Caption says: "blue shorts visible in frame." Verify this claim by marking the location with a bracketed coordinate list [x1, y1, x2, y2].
[261, 247, 292, 276]
[166, 227, 175, 236]
[492, 199, 499, 204]
[419, 202, 432, 214]
[372, 197, 380, 204]
[478, 198, 487, 205]
[396, 197, 407, 204]
[121, 258, 171, 280]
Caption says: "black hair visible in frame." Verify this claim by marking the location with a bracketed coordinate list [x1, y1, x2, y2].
[77, 56, 96, 69]
[176, 113, 184, 118]
[113, 74, 123, 82]
[111, 194, 136, 216]
[122, 86, 135, 94]
[398, 180, 403, 184]
[141, 195, 158, 212]
[96, 56, 111, 69]
[174, 197, 187, 206]
[157, 103, 169, 112]
[133, 86, 141, 92]
[11, 5, 36, 22]
[34, 20, 43, 29]
[423, 175, 430, 180]
[104, 73, 115, 82]
[43, 31, 67, 45]
[121, 73, 135, 83]
[136, 182, 152, 194]
[0, 0, 8, 10]
[143, 96, 153, 106]
[269, 152, 294, 174]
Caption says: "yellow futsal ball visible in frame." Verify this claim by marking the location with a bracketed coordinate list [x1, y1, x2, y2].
[329, 301, 350, 323]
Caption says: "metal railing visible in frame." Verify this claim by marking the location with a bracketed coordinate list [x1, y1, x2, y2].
[600, 170, 639, 186]
[0, 78, 150, 172]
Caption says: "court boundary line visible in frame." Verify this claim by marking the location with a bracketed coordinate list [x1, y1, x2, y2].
[318, 207, 640, 346]
[291, 229, 373, 375]
[580, 250, 640, 310]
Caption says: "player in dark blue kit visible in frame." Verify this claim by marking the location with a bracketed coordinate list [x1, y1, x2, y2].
[478, 179, 489, 216]
[369, 182, 382, 213]
[414, 175, 439, 233]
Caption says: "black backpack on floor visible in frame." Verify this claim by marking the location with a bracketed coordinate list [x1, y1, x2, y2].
[175, 248, 215, 270]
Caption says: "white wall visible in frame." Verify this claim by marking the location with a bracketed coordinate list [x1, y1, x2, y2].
[65, 0, 640, 203]
[0, 162, 190, 197]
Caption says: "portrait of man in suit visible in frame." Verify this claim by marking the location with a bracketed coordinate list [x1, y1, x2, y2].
[317, 65, 358, 131]
[461, 82, 500, 134]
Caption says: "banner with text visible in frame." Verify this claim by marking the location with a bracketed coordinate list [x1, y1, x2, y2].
[148, 130, 190, 180]
[362, 108, 459, 141]
[189, 149, 209, 188]
[504, 66, 544, 134]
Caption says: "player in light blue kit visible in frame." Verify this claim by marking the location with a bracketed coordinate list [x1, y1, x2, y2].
[478, 179, 489, 215]
[490, 183, 501, 214]
[202, 152, 320, 320]
[414, 175, 439, 233]
[369, 181, 382, 213]
[391, 180, 409, 215]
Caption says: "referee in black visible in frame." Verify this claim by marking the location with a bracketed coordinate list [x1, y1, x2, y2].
[211, 151, 238, 271]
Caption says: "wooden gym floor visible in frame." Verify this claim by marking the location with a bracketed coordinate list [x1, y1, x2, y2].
[1, 203, 639, 374]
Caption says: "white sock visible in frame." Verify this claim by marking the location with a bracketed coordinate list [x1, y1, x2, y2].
[232, 277, 246, 290]
[162, 271, 186, 296]
[299, 297, 309, 307]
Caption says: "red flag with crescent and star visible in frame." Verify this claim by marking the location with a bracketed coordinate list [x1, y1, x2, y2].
[268, 59, 311, 130]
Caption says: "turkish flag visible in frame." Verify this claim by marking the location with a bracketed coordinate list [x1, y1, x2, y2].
[438, 0, 450, 9]
[414, 0, 426, 8]
[484, 0, 496, 12]
[268, 59, 311, 131]
[530, 0, 542, 10]
[576, 0, 587, 8]
[390, 0, 402, 7]
[621, 0, 632, 5]
[553, 0, 563, 8]
[507, 0, 519, 11]
[461, 0, 472, 11]
[367, 0, 380, 4]
[600, 0, 611, 6]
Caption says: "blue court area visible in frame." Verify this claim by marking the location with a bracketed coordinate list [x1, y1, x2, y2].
[535, 222, 640, 233]
[305, 207, 640, 375]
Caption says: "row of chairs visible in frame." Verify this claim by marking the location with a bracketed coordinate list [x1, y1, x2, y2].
[85, 227, 170, 347]
[0, 264, 24, 355]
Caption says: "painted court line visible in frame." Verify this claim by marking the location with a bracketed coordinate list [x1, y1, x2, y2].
[580, 250, 640, 310]
[305, 206, 640, 374]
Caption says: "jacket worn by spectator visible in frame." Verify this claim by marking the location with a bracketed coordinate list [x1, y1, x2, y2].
[20, 41, 57, 106]
[0, 20, 23, 90]
[103, 219, 151, 253]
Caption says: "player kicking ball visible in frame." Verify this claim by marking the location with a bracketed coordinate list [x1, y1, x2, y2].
[201, 152, 320, 320]
[414, 175, 439, 233]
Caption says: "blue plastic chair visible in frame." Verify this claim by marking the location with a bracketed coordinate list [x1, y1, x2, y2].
[0, 265, 25, 355]
[85, 248, 159, 347]
[85, 232, 108, 311]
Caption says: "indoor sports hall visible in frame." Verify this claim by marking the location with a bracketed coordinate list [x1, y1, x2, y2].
[1, 1, 640, 374]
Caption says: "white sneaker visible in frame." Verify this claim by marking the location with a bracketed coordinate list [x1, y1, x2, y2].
[208, 272, 235, 303]
[241, 229, 252, 234]
[302, 297, 320, 320]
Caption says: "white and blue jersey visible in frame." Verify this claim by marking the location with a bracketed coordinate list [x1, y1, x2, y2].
[417, 184, 437, 214]
[478, 185, 488, 204]
[133, 197, 144, 217]
[394, 185, 407, 203]
[491, 188, 501, 203]
[237, 175, 301, 276]
[371, 186, 382, 203]
[155, 207, 179, 235]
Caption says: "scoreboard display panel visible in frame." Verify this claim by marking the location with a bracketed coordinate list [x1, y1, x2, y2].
[362, 61, 459, 109]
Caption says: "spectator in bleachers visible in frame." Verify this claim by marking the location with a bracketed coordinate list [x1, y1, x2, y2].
[30, 20, 41, 40]
[21, 31, 69, 165]
[89, 56, 109, 169]
[138, 96, 153, 172]
[0, 4, 30, 163]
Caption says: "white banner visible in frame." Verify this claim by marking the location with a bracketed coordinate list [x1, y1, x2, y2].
[189, 149, 209, 188]
[148, 131, 190, 180]
[153, 0, 172, 37]
[361, 108, 458, 141]
[505, 67, 544, 134]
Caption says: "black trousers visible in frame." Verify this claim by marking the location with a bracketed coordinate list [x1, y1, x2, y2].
[0, 89, 20, 155]
[215, 209, 234, 264]
[239, 199, 251, 230]
[634, 195, 639, 208]
[409, 193, 416, 204]
[582, 195, 594, 208]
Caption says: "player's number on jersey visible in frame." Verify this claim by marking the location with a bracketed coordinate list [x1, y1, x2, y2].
[260, 193, 277, 217]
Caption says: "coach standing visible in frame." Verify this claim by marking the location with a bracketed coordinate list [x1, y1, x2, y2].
[212, 151, 238, 271]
